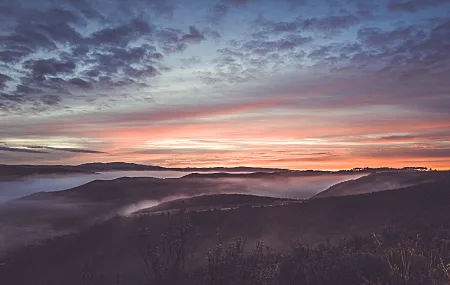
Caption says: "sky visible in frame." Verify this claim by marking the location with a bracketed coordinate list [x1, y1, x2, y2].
[0, 0, 449, 170]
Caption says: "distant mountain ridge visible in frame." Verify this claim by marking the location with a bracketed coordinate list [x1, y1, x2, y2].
[77, 162, 165, 171]
[313, 170, 450, 198]
[1, 162, 436, 179]
[0, 164, 93, 178]
[0, 162, 290, 179]
[77, 162, 290, 172]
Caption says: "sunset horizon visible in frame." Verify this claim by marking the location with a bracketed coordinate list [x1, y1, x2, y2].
[1, 160, 446, 172]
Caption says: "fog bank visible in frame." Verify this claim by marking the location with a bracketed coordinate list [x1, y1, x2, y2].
[0, 171, 365, 255]
[0, 171, 191, 202]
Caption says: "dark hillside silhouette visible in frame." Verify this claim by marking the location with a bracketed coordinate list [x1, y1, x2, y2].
[314, 170, 450, 198]
[1, 179, 449, 284]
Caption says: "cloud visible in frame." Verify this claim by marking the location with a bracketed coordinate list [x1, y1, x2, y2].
[156, 28, 187, 53]
[79, 98, 287, 125]
[388, 0, 450, 12]
[23, 58, 77, 78]
[68, 78, 93, 89]
[242, 35, 312, 55]
[0, 8, 83, 63]
[88, 19, 151, 46]
[222, 0, 249, 5]
[330, 19, 450, 110]
[308, 46, 333, 60]
[208, 4, 230, 25]
[123, 66, 159, 78]
[253, 14, 360, 36]
[0, 50, 30, 63]
[181, 26, 206, 44]
[300, 15, 360, 33]
[355, 3, 376, 18]
[66, 0, 104, 20]
[154, 26, 206, 53]
[0, 146, 48, 154]
[40, 95, 61, 106]
[27, 146, 105, 154]
[15, 85, 42, 95]
[180, 57, 201, 68]
[89, 44, 161, 74]
[131, 148, 234, 155]
[198, 12, 360, 86]
[374, 134, 450, 143]
[0, 74, 12, 89]
[287, 0, 308, 7]
[0, 1, 208, 113]
[203, 28, 312, 86]
[357, 26, 425, 47]
[116, 0, 175, 19]
[357, 146, 450, 159]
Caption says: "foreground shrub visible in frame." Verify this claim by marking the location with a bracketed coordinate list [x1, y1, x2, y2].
[83, 221, 450, 285]
[198, 226, 450, 285]
[205, 238, 280, 285]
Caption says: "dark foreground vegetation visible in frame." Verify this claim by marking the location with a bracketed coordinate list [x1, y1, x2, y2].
[83, 212, 450, 285]
[199, 227, 450, 285]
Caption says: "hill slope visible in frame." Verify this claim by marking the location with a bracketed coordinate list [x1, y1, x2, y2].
[1, 179, 449, 285]
[134, 193, 298, 214]
[313, 170, 449, 198]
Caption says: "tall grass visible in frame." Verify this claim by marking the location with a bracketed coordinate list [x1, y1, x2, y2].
[130, 212, 450, 285]
[76, 210, 449, 285]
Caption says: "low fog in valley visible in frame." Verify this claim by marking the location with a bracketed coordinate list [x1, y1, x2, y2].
[0, 171, 193, 202]
[0, 171, 363, 255]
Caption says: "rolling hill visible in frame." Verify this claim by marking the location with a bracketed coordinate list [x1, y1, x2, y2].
[134, 193, 299, 214]
[313, 170, 450, 198]
[1, 178, 449, 285]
